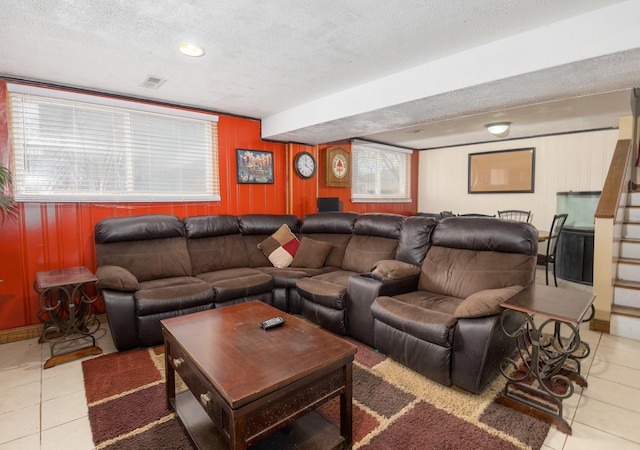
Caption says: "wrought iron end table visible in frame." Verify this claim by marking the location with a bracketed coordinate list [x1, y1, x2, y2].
[497, 283, 595, 434]
[35, 266, 103, 368]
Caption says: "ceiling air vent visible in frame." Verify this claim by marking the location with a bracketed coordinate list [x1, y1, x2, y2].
[141, 75, 166, 89]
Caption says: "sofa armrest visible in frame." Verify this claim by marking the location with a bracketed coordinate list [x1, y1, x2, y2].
[102, 289, 138, 351]
[372, 260, 421, 279]
[96, 265, 139, 291]
[451, 310, 526, 394]
[347, 273, 420, 346]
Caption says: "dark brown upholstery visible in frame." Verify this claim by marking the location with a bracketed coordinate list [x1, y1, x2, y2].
[371, 217, 537, 393]
[95, 212, 534, 395]
[297, 213, 406, 336]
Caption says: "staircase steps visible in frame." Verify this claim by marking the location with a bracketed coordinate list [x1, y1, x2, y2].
[622, 221, 640, 239]
[611, 304, 640, 319]
[627, 205, 640, 221]
[610, 190, 640, 340]
[615, 258, 640, 282]
[619, 237, 640, 259]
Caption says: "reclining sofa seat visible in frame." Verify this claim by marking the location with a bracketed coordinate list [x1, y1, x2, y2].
[296, 213, 435, 336]
[184, 214, 282, 308]
[347, 214, 438, 347]
[95, 214, 215, 350]
[371, 217, 537, 394]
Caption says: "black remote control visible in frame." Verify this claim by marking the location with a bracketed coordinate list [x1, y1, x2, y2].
[260, 316, 285, 330]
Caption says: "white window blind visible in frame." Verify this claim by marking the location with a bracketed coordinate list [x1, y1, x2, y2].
[351, 139, 412, 202]
[7, 83, 220, 202]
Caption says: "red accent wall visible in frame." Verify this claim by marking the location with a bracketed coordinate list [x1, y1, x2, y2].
[315, 143, 419, 215]
[0, 81, 417, 330]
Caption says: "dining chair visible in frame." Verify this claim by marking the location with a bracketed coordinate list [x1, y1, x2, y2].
[537, 213, 568, 286]
[497, 210, 532, 222]
[439, 211, 455, 219]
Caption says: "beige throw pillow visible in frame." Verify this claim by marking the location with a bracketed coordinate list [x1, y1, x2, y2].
[257, 224, 301, 268]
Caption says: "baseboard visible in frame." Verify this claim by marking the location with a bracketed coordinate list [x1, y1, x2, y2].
[590, 318, 610, 334]
[0, 313, 108, 344]
[0, 323, 43, 344]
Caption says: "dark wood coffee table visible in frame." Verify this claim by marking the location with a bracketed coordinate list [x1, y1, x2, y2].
[161, 300, 357, 449]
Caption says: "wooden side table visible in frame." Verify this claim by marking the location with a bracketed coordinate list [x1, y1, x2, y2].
[35, 266, 103, 368]
[497, 284, 595, 434]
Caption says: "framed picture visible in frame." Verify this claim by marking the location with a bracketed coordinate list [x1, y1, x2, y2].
[236, 149, 274, 184]
[323, 146, 351, 187]
[468, 148, 535, 193]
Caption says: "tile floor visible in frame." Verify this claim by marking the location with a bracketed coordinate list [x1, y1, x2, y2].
[0, 269, 639, 449]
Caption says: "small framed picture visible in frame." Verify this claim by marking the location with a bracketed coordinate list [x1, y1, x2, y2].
[236, 149, 274, 184]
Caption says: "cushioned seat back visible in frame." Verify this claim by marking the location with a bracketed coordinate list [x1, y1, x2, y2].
[95, 214, 191, 282]
[300, 212, 358, 267]
[396, 215, 438, 267]
[238, 214, 300, 267]
[419, 217, 537, 298]
[341, 214, 404, 273]
[432, 217, 538, 255]
[183, 215, 250, 274]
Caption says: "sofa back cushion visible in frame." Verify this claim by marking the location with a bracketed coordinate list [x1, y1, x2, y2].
[396, 215, 438, 267]
[97, 238, 192, 282]
[432, 216, 537, 256]
[341, 214, 404, 273]
[419, 246, 536, 299]
[95, 214, 192, 282]
[419, 217, 537, 298]
[238, 214, 300, 267]
[184, 215, 250, 274]
[300, 212, 359, 267]
[342, 236, 399, 272]
[188, 235, 249, 274]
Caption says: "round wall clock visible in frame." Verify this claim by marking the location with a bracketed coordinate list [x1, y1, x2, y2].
[294, 152, 317, 179]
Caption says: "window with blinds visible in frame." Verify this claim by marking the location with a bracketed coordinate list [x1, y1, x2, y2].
[7, 83, 220, 202]
[351, 139, 412, 202]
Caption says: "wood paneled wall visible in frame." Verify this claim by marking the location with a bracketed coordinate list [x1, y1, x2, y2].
[418, 130, 619, 231]
[0, 81, 417, 330]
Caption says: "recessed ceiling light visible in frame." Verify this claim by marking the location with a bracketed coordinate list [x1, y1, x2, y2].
[178, 43, 205, 57]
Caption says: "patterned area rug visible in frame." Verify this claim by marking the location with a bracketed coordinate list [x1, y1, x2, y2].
[82, 338, 549, 449]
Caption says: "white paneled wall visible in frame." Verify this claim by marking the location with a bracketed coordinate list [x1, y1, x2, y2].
[418, 129, 619, 231]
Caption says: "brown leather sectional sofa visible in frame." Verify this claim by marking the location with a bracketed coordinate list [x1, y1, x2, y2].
[94, 212, 537, 394]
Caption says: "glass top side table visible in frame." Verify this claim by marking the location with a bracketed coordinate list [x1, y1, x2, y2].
[35, 266, 103, 368]
[497, 283, 595, 434]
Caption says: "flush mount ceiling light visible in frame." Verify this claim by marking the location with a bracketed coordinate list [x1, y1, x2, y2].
[485, 122, 511, 136]
[178, 43, 205, 57]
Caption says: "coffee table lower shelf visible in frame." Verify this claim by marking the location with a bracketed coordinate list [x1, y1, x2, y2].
[173, 389, 345, 450]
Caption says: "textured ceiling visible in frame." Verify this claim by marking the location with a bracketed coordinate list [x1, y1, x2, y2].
[1, 0, 638, 148]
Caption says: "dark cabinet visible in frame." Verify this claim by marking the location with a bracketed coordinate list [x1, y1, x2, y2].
[556, 227, 594, 285]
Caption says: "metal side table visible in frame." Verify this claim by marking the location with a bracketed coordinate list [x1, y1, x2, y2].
[35, 266, 103, 368]
[497, 284, 595, 434]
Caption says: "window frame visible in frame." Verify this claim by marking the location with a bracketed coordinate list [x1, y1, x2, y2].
[351, 139, 412, 203]
[7, 83, 220, 203]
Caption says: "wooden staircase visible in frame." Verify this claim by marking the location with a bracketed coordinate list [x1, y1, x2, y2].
[611, 190, 640, 340]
